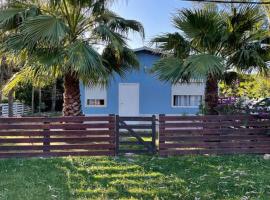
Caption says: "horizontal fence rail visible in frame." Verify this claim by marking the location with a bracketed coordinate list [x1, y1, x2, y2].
[159, 114, 270, 156]
[0, 116, 116, 158]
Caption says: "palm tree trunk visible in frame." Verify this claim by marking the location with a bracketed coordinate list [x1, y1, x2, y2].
[0, 73, 3, 105]
[0, 74, 3, 117]
[38, 87, 42, 114]
[205, 75, 219, 115]
[51, 80, 57, 112]
[8, 89, 14, 117]
[0, 56, 5, 105]
[32, 86, 35, 114]
[63, 73, 82, 116]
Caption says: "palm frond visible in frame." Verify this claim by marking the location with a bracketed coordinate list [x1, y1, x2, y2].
[184, 54, 225, 79]
[2, 34, 25, 52]
[66, 40, 108, 84]
[108, 17, 145, 38]
[152, 54, 224, 84]
[20, 15, 69, 47]
[93, 24, 127, 49]
[173, 8, 225, 53]
[151, 57, 186, 84]
[229, 41, 269, 74]
[102, 45, 139, 77]
[2, 65, 55, 95]
[0, 8, 26, 30]
[151, 32, 190, 58]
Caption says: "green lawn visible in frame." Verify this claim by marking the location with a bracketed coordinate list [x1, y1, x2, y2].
[0, 155, 269, 200]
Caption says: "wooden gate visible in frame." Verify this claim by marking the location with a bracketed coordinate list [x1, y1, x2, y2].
[116, 115, 156, 154]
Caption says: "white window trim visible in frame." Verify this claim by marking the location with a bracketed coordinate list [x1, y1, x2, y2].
[85, 86, 107, 108]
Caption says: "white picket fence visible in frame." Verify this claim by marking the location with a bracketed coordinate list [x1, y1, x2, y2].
[0, 102, 31, 117]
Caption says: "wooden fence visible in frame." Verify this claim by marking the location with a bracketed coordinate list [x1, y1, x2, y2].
[159, 115, 270, 156]
[0, 114, 270, 158]
[0, 116, 115, 158]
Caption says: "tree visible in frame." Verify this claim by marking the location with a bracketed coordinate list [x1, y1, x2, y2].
[220, 74, 270, 100]
[3, 66, 61, 114]
[151, 5, 269, 114]
[0, 56, 19, 116]
[0, 0, 144, 116]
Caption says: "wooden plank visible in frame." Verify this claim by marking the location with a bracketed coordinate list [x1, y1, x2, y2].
[151, 115, 156, 153]
[119, 141, 152, 145]
[0, 151, 115, 158]
[159, 142, 270, 149]
[160, 128, 269, 135]
[159, 114, 166, 145]
[118, 116, 153, 121]
[118, 124, 152, 129]
[159, 115, 259, 121]
[159, 148, 270, 156]
[0, 116, 114, 123]
[119, 132, 152, 137]
[118, 149, 150, 154]
[0, 123, 114, 130]
[159, 135, 270, 142]
[0, 130, 114, 137]
[161, 121, 270, 128]
[0, 144, 115, 151]
[0, 136, 113, 143]
[116, 115, 120, 155]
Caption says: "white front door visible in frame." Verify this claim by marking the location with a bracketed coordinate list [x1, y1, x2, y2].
[119, 83, 139, 116]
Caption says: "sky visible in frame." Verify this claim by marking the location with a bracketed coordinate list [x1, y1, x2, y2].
[111, 0, 193, 49]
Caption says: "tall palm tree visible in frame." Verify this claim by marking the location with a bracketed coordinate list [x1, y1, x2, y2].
[151, 6, 269, 114]
[0, 56, 19, 116]
[0, 0, 144, 116]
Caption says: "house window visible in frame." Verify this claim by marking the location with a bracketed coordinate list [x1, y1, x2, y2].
[85, 85, 107, 107]
[171, 83, 204, 107]
[173, 95, 202, 107]
[86, 99, 105, 106]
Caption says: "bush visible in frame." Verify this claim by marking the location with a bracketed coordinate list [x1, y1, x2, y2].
[215, 98, 251, 115]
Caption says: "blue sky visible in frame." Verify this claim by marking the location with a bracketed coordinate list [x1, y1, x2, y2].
[112, 0, 192, 48]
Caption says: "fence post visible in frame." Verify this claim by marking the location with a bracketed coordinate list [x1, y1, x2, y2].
[159, 114, 165, 156]
[115, 115, 120, 156]
[43, 119, 50, 153]
[151, 115, 156, 154]
[109, 114, 116, 156]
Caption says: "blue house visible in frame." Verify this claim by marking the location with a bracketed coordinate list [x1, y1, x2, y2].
[80, 47, 205, 116]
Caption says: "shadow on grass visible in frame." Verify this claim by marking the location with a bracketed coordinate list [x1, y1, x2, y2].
[0, 155, 269, 200]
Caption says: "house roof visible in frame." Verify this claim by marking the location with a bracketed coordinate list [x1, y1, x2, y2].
[133, 46, 162, 54]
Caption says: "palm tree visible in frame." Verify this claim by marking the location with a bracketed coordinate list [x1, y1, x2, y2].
[0, 56, 19, 116]
[151, 6, 269, 114]
[0, 0, 144, 116]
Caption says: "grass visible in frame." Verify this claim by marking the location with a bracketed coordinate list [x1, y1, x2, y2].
[0, 155, 269, 200]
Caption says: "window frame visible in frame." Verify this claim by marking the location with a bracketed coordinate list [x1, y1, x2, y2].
[85, 86, 107, 108]
[171, 83, 204, 108]
[171, 95, 203, 108]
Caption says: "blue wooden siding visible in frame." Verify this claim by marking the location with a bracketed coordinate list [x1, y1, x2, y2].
[80, 50, 200, 115]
